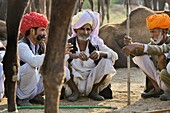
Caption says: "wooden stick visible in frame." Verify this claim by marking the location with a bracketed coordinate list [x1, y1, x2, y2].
[126, 0, 131, 105]
[143, 109, 170, 113]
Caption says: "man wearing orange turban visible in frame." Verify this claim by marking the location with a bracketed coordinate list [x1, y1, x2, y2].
[122, 13, 170, 101]
[17, 12, 48, 106]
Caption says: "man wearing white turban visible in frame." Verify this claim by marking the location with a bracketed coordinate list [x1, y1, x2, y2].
[64, 11, 118, 102]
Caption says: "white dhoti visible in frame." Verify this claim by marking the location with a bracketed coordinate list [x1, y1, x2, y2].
[132, 55, 166, 90]
[0, 63, 4, 99]
[17, 63, 44, 100]
[65, 58, 116, 96]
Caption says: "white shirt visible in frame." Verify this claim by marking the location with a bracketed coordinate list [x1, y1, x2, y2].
[18, 40, 45, 81]
[18, 41, 45, 68]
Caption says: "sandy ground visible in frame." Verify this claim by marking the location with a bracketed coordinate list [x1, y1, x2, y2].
[1, 67, 170, 113]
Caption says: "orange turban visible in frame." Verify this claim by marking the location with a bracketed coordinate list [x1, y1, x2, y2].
[146, 13, 170, 30]
[20, 12, 48, 36]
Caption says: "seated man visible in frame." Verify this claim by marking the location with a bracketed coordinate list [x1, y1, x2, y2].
[16, 12, 48, 106]
[0, 42, 5, 101]
[64, 11, 118, 102]
[122, 13, 170, 99]
[160, 53, 170, 101]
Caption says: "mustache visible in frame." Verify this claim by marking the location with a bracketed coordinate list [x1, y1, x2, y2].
[80, 34, 90, 38]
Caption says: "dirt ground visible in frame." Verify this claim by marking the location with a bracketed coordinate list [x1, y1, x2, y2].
[1, 67, 170, 113]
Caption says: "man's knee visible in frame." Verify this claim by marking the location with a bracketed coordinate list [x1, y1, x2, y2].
[166, 62, 170, 74]
[99, 58, 112, 66]
[65, 66, 71, 82]
[160, 69, 170, 85]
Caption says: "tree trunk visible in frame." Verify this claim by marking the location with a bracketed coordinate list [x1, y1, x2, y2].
[3, 0, 29, 112]
[42, 0, 78, 113]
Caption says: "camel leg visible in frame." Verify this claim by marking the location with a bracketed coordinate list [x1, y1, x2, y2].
[79, 0, 84, 12]
[166, 0, 170, 10]
[158, 0, 166, 10]
[42, 0, 78, 112]
[4, 0, 29, 112]
[153, 0, 158, 11]
[98, 0, 105, 25]
[25, 0, 32, 13]
[105, 0, 110, 23]
[88, 0, 94, 11]
[144, 0, 152, 9]
[46, 0, 51, 20]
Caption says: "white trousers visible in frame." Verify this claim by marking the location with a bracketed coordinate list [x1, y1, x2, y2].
[0, 63, 4, 99]
[17, 63, 44, 100]
[65, 58, 116, 96]
[133, 55, 166, 90]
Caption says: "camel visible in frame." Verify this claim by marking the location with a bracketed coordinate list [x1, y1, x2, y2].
[99, 6, 170, 68]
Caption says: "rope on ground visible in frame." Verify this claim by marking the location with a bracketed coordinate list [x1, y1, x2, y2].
[0, 105, 117, 112]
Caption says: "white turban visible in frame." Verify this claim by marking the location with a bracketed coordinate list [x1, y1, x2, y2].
[71, 11, 104, 45]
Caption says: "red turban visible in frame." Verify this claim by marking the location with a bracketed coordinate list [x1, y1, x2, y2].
[20, 12, 48, 36]
[146, 13, 170, 30]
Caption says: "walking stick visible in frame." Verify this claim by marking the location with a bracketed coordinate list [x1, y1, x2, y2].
[126, 0, 131, 105]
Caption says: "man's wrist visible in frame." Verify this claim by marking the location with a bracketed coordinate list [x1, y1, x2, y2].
[135, 43, 144, 51]
[143, 44, 148, 53]
[69, 53, 79, 59]
[99, 51, 107, 58]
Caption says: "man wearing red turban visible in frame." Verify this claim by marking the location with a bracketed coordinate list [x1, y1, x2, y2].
[16, 12, 48, 106]
[122, 13, 170, 101]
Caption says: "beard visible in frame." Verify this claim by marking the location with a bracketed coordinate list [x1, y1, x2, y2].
[34, 35, 46, 43]
[77, 34, 90, 41]
[150, 32, 163, 44]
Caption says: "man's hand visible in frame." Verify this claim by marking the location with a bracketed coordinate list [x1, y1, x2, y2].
[69, 52, 89, 61]
[122, 43, 144, 56]
[122, 44, 137, 56]
[65, 43, 73, 54]
[78, 52, 89, 61]
[124, 35, 132, 45]
[39, 41, 46, 54]
[89, 51, 100, 60]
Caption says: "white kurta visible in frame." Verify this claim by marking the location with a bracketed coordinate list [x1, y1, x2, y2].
[0, 50, 5, 100]
[0, 63, 4, 100]
[17, 41, 45, 100]
[65, 40, 118, 96]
